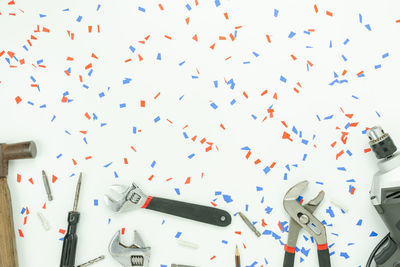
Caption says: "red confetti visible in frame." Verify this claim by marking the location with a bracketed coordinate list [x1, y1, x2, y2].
[185, 177, 191, 184]
[15, 96, 22, 104]
[282, 131, 293, 142]
[336, 150, 344, 160]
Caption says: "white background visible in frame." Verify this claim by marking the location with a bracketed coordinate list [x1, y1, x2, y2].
[1, 0, 400, 266]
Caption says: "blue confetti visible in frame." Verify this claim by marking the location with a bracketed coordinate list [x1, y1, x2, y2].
[326, 206, 335, 218]
[104, 162, 113, 168]
[210, 102, 218, 109]
[223, 194, 233, 203]
[263, 166, 271, 174]
[340, 252, 350, 259]
[151, 160, 156, 168]
[370, 231, 378, 237]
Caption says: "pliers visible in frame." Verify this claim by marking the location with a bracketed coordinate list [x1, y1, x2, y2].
[283, 180, 331, 267]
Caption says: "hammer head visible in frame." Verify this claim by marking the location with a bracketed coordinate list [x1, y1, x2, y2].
[0, 141, 37, 178]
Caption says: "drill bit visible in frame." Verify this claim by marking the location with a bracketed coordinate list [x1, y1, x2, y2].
[60, 172, 83, 267]
[77, 255, 105, 267]
[239, 212, 261, 237]
[73, 173, 82, 211]
[42, 170, 53, 201]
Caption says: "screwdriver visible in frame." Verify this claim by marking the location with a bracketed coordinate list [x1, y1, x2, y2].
[60, 173, 83, 267]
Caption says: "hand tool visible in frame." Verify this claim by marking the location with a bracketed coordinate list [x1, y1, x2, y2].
[283, 180, 330, 267]
[366, 126, 400, 267]
[0, 141, 36, 267]
[104, 181, 231, 227]
[235, 245, 241, 267]
[41, 170, 53, 201]
[239, 212, 261, 237]
[60, 173, 82, 267]
[77, 255, 105, 267]
[109, 230, 151, 267]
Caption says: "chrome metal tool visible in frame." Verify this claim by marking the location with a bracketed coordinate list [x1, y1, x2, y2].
[283, 180, 330, 267]
[109, 230, 151, 267]
[104, 181, 231, 227]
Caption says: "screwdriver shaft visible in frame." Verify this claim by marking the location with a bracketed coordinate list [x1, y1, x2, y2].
[73, 173, 82, 211]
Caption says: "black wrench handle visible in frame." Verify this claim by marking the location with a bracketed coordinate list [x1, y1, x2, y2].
[142, 196, 231, 227]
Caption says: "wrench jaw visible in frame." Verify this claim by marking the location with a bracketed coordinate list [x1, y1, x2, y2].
[104, 182, 149, 212]
[109, 230, 151, 267]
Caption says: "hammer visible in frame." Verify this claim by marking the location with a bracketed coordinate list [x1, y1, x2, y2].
[0, 141, 37, 267]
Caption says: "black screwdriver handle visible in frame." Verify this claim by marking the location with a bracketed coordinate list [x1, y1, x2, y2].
[142, 196, 231, 227]
[60, 211, 80, 267]
[317, 245, 331, 267]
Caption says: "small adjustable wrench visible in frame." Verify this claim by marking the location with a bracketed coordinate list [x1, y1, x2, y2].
[109, 230, 151, 267]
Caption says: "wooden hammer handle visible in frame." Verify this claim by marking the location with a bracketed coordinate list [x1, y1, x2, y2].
[0, 178, 18, 267]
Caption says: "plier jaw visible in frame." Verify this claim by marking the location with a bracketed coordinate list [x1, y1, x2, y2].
[283, 181, 331, 267]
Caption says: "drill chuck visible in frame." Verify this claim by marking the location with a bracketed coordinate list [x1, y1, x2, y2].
[368, 126, 397, 159]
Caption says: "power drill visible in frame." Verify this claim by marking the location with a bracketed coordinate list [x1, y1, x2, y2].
[367, 126, 400, 267]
